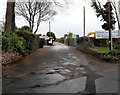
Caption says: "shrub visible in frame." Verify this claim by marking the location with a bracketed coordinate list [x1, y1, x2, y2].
[104, 53, 119, 61]
[77, 37, 89, 44]
[2, 32, 27, 55]
[18, 25, 31, 32]
[77, 37, 94, 47]
[16, 30, 44, 52]
[39, 38, 45, 48]
[114, 44, 120, 51]
[57, 37, 64, 43]
[2, 31, 45, 55]
[16, 30, 37, 52]
[103, 50, 120, 62]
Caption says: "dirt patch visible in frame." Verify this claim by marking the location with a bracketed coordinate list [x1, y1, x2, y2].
[76, 45, 104, 59]
[76, 44, 120, 64]
[1, 48, 47, 68]
[1, 51, 23, 65]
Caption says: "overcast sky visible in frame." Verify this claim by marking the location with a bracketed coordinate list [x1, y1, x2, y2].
[0, 0, 119, 38]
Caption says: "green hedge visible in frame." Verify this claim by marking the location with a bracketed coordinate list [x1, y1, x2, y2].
[2, 33, 27, 55]
[103, 50, 120, 63]
[2, 31, 45, 55]
[56, 37, 64, 43]
[16, 30, 45, 52]
[39, 38, 45, 48]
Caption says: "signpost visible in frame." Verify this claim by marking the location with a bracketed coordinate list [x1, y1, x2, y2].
[96, 30, 120, 39]
[108, 0, 113, 51]
[83, 6, 86, 37]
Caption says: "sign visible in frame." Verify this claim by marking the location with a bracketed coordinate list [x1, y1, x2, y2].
[74, 35, 77, 47]
[96, 30, 120, 39]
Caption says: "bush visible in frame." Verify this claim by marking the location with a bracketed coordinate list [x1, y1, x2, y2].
[18, 25, 31, 32]
[77, 37, 94, 47]
[2, 33, 27, 55]
[2, 31, 45, 55]
[57, 37, 64, 43]
[114, 44, 120, 51]
[104, 53, 119, 61]
[16, 31, 39, 53]
[77, 37, 89, 44]
[39, 38, 45, 48]
[16, 30, 44, 52]
[103, 49, 120, 62]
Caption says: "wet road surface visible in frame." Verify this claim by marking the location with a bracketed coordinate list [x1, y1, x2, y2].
[2, 42, 119, 94]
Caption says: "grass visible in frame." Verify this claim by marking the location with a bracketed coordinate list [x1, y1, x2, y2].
[94, 46, 109, 53]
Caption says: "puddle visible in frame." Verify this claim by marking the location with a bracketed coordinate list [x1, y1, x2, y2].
[62, 58, 68, 61]
[59, 69, 71, 74]
[32, 77, 87, 93]
[71, 56, 81, 62]
[54, 67, 64, 70]
[42, 62, 46, 65]
[63, 62, 76, 66]
[46, 70, 56, 74]
[3, 74, 66, 93]
[75, 67, 85, 71]
[71, 73, 78, 76]
[81, 71, 87, 74]
[46, 68, 71, 75]
[68, 54, 73, 56]
[59, 61, 63, 63]
[51, 44, 69, 51]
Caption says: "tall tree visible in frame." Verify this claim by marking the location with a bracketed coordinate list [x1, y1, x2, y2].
[68, 32, 73, 39]
[46, 32, 56, 41]
[91, 1, 116, 30]
[15, 0, 57, 33]
[5, 0, 15, 33]
[111, 1, 120, 30]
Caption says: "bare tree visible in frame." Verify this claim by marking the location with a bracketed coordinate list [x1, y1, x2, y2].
[52, 0, 70, 8]
[5, 0, 15, 33]
[15, 0, 57, 33]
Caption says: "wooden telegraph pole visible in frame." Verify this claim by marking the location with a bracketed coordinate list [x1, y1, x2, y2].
[108, 0, 113, 51]
[49, 20, 52, 37]
[118, 0, 120, 30]
[83, 6, 86, 37]
[49, 21, 51, 32]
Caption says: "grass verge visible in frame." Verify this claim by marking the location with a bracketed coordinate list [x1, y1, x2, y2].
[93, 46, 109, 53]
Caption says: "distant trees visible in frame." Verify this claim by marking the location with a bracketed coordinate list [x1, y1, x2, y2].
[46, 32, 56, 41]
[18, 25, 31, 31]
[5, 0, 15, 33]
[68, 32, 73, 38]
[64, 34, 68, 39]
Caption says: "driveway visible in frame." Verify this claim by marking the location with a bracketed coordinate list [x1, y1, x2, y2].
[2, 42, 119, 94]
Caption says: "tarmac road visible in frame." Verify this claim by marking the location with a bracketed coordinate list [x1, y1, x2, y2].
[2, 42, 119, 94]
